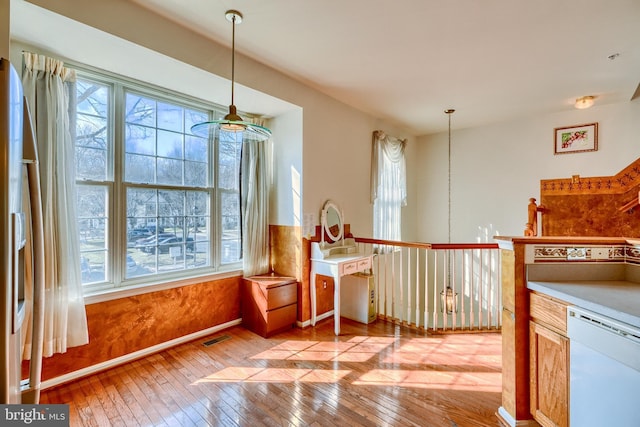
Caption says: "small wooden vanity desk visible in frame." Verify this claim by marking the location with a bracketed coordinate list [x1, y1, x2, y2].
[310, 200, 373, 335]
[310, 239, 372, 335]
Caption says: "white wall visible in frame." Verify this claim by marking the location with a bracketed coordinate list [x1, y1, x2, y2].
[268, 108, 303, 227]
[416, 99, 640, 242]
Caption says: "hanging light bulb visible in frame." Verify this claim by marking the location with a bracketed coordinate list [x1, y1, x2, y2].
[191, 10, 271, 142]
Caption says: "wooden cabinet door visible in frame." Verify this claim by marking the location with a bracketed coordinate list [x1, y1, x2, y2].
[529, 321, 569, 427]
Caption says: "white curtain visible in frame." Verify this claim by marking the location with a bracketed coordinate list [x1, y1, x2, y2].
[21, 52, 89, 356]
[240, 118, 273, 277]
[371, 130, 407, 245]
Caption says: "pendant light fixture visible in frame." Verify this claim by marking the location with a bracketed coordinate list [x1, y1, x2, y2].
[191, 10, 272, 142]
[441, 108, 458, 315]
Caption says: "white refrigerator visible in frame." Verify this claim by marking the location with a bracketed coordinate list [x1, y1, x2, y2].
[0, 57, 45, 404]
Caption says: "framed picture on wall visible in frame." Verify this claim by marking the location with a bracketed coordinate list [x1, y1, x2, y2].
[554, 122, 598, 154]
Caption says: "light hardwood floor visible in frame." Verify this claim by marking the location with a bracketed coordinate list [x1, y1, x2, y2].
[40, 318, 503, 427]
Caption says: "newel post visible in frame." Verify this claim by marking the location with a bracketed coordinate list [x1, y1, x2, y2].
[524, 198, 545, 236]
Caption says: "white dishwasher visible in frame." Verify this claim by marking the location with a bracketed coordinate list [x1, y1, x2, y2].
[567, 306, 640, 427]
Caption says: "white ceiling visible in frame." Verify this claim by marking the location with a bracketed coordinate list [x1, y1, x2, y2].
[10, 0, 640, 136]
[128, 0, 640, 135]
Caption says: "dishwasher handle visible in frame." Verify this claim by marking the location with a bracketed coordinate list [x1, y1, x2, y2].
[567, 306, 640, 372]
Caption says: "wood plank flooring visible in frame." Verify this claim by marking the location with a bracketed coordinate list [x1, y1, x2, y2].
[40, 318, 503, 427]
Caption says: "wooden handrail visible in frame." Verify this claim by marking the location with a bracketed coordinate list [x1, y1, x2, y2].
[618, 190, 640, 213]
[429, 243, 499, 250]
[354, 237, 498, 250]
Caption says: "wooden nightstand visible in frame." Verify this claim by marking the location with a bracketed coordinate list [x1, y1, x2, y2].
[242, 274, 298, 338]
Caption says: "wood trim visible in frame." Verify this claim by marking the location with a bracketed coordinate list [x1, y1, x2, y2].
[540, 157, 640, 196]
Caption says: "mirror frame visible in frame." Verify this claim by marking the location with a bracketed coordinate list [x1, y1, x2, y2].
[321, 200, 344, 244]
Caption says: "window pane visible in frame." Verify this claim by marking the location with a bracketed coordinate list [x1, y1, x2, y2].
[185, 109, 208, 134]
[124, 93, 209, 189]
[221, 191, 240, 264]
[77, 80, 109, 116]
[76, 146, 107, 181]
[125, 93, 156, 126]
[218, 137, 240, 190]
[186, 191, 210, 268]
[125, 125, 156, 156]
[77, 185, 108, 284]
[76, 80, 109, 181]
[185, 161, 207, 187]
[157, 158, 183, 185]
[126, 188, 157, 231]
[185, 135, 207, 161]
[76, 114, 108, 149]
[125, 154, 154, 183]
[126, 249, 149, 278]
[157, 101, 183, 132]
[157, 130, 183, 158]
[127, 188, 210, 275]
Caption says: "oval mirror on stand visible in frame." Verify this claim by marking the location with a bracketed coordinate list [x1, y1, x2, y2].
[321, 200, 343, 246]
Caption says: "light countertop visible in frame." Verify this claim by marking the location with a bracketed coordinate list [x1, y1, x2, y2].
[528, 280, 640, 329]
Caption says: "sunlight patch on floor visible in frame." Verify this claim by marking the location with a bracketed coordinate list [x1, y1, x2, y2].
[250, 336, 395, 362]
[195, 367, 351, 384]
[193, 333, 500, 392]
[353, 369, 501, 392]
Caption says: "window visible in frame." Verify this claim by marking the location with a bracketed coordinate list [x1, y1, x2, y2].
[75, 70, 242, 292]
[371, 131, 407, 246]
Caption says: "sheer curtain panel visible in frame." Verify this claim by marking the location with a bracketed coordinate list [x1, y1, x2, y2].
[22, 52, 89, 356]
[371, 130, 407, 246]
[240, 117, 273, 277]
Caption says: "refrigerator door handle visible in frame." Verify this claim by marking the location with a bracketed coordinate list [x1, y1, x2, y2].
[21, 100, 45, 404]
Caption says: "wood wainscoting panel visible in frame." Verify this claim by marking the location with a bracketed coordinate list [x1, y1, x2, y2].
[315, 274, 335, 316]
[269, 225, 301, 279]
[38, 276, 242, 381]
[541, 193, 640, 237]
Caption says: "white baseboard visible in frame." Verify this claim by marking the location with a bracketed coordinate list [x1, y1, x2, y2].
[41, 318, 242, 390]
[297, 310, 335, 329]
[497, 407, 540, 427]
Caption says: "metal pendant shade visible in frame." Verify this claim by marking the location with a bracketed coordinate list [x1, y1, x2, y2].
[190, 10, 272, 142]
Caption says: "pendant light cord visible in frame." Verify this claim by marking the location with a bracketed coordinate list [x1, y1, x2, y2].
[446, 109, 454, 244]
[230, 14, 236, 107]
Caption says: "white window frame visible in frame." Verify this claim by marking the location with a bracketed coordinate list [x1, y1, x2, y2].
[73, 65, 244, 299]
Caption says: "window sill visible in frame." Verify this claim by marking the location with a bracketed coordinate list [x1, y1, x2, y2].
[83, 268, 243, 305]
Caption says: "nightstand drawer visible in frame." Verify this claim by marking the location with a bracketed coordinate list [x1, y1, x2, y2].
[266, 281, 297, 311]
[265, 303, 297, 336]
